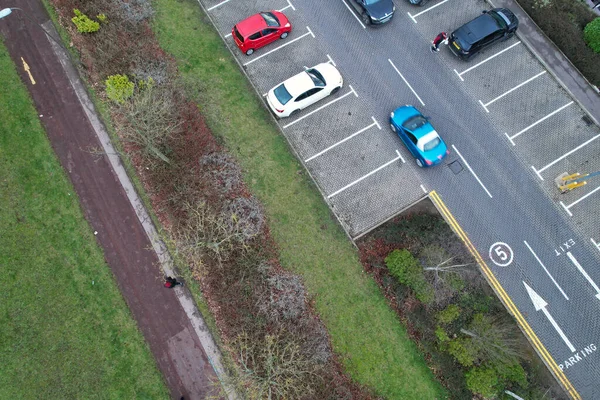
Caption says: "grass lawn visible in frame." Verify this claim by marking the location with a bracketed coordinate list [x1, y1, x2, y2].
[152, 1, 447, 398]
[0, 42, 168, 399]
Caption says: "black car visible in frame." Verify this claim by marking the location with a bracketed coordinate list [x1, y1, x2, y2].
[348, 0, 395, 25]
[405, 0, 430, 6]
[449, 8, 518, 60]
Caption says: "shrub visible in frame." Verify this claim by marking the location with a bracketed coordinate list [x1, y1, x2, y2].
[385, 249, 434, 304]
[71, 9, 100, 33]
[436, 304, 460, 325]
[584, 18, 600, 53]
[447, 337, 478, 367]
[465, 366, 499, 398]
[97, 13, 107, 23]
[105, 74, 134, 105]
[435, 326, 450, 343]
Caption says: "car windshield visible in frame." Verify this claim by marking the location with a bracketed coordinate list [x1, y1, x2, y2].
[419, 136, 441, 152]
[273, 84, 292, 105]
[489, 11, 508, 29]
[306, 69, 326, 87]
[260, 12, 280, 27]
[365, 0, 382, 4]
[402, 115, 428, 131]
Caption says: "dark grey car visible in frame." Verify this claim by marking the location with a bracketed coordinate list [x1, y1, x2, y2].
[348, 0, 396, 25]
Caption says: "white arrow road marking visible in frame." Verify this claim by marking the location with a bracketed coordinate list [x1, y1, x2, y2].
[523, 282, 576, 352]
[567, 252, 600, 300]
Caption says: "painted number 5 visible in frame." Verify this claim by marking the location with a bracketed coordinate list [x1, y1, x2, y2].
[489, 242, 514, 267]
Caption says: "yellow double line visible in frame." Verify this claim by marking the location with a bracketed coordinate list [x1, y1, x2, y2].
[429, 190, 580, 400]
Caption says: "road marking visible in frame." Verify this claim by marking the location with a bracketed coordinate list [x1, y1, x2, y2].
[388, 59, 425, 106]
[224, 32, 232, 38]
[560, 184, 600, 217]
[454, 41, 521, 81]
[326, 54, 336, 67]
[523, 282, 576, 352]
[489, 242, 514, 267]
[429, 191, 580, 399]
[567, 252, 600, 300]
[451, 145, 492, 198]
[341, 0, 366, 29]
[283, 85, 357, 129]
[591, 238, 600, 253]
[396, 149, 406, 164]
[21, 57, 36, 85]
[524, 240, 569, 300]
[420, 184, 427, 193]
[305, 116, 380, 162]
[328, 151, 403, 198]
[407, 0, 450, 23]
[479, 71, 546, 113]
[505, 102, 573, 145]
[243, 27, 314, 66]
[532, 133, 600, 180]
[278, 0, 295, 11]
[207, 0, 231, 11]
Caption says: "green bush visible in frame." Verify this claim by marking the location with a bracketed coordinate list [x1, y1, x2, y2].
[105, 74, 135, 104]
[435, 326, 450, 343]
[71, 9, 100, 33]
[447, 337, 478, 367]
[465, 366, 499, 398]
[385, 249, 434, 304]
[584, 18, 600, 53]
[436, 304, 460, 325]
[97, 13, 107, 23]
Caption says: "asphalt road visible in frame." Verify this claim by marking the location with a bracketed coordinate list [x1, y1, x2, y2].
[202, 0, 600, 397]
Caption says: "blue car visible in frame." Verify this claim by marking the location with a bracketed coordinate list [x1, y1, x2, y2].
[390, 105, 449, 167]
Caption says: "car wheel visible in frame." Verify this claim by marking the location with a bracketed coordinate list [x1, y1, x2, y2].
[245, 48, 254, 56]
[290, 109, 300, 117]
[331, 86, 341, 95]
[390, 123, 397, 133]
[280, 32, 288, 39]
[416, 159, 423, 167]
[361, 13, 371, 25]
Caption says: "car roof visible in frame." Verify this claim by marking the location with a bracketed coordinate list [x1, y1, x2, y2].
[235, 13, 267, 37]
[283, 71, 314, 97]
[455, 13, 501, 44]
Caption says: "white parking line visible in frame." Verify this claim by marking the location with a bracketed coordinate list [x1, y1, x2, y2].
[341, 0, 366, 29]
[479, 71, 546, 113]
[454, 41, 521, 81]
[328, 151, 404, 198]
[505, 101, 573, 146]
[396, 149, 406, 164]
[283, 85, 358, 129]
[243, 26, 314, 66]
[225, 33, 232, 38]
[278, 0, 295, 12]
[524, 240, 569, 300]
[560, 184, 600, 217]
[420, 184, 427, 193]
[532, 133, 600, 180]
[388, 59, 425, 106]
[591, 237, 600, 253]
[407, 0, 450, 23]
[305, 117, 380, 162]
[207, 0, 231, 11]
[326, 54, 336, 67]
[452, 145, 493, 198]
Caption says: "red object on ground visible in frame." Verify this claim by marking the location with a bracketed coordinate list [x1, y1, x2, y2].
[232, 11, 292, 55]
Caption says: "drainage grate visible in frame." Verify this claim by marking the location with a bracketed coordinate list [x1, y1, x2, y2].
[448, 160, 463, 174]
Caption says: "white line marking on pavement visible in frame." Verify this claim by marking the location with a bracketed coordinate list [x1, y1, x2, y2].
[244, 27, 314, 66]
[591, 237, 600, 253]
[396, 149, 406, 163]
[326, 54, 336, 67]
[524, 240, 569, 300]
[420, 184, 427, 193]
[208, 0, 231, 11]
[479, 71, 546, 111]
[341, 0, 366, 29]
[561, 184, 600, 215]
[567, 252, 600, 300]
[305, 117, 379, 162]
[328, 152, 403, 198]
[456, 41, 521, 79]
[408, 0, 450, 23]
[479, 99, 489, 113]
[452, 145, 493, 198]
[388, 59, 425, 106]
[225, 32, 232, 38]
[283, 85, 357, 129]
[372, 115, 381, 130]
[560, 201, 573, 216]
[278, 0, 295, 11]
[532, 165, 544, 181]
[506, 102, 573, 145]
[533, 133, 600, 178]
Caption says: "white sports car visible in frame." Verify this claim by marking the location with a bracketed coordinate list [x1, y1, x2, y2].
[266, 63, 343, 118]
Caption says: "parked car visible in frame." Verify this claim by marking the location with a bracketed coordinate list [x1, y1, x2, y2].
[267, 63, 343, 118]
[448, 8, 518, 60]
[405, 0, 430, 6]
[232, 11, 292, 55]
[389, 105, 449, 167]
[347, 0, 395, 25]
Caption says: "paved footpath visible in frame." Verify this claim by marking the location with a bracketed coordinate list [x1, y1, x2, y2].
[0, 1, 225, 399]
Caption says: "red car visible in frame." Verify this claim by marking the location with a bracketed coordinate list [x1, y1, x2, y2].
[232, 11, 292, 56]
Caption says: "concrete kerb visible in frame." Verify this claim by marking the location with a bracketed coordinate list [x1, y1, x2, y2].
[194, 0, 357, 244]
[41, 20, 238, 400]
[487, 0, 600, 127]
